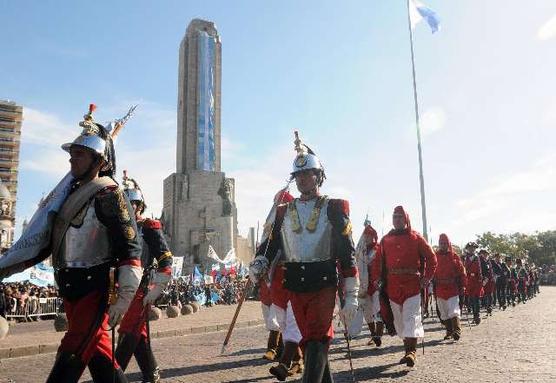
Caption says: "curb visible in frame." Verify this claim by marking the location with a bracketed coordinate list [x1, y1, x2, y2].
[0, 319, 264, 360]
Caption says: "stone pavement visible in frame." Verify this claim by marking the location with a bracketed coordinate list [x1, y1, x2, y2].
[0, 287, 554, 382]
[0, 301, 263, 360]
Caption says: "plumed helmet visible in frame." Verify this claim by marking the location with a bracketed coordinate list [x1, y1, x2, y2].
[122, 170, 146, 213]
[61, 104, 116, 177]
[465, 241, 479, 250]
[290, 131, 326, 185]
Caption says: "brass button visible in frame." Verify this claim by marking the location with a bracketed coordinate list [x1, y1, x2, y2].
[65, 283, 70, 287]
[87, 275, 92, 280]
[301, 277, 305, 282]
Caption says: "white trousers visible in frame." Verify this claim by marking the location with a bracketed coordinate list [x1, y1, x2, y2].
[271, 302, 302, 343]
[361, 291, 382, 323]
[437, 295, 461, 321]
[261, 303, 280, 331]
[390, 294, 424, 339]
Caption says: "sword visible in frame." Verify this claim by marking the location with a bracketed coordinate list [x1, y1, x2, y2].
[338, 285, 356, 383]
[108, 267, 118, 383]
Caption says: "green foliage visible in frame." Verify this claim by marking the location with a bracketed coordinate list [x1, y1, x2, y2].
[475, 230, 556, 266]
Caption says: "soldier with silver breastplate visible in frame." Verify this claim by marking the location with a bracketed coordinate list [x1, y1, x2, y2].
[46, 104, 143, 383]
[250, 133, 359, 383]
[115, 172, 173, 383]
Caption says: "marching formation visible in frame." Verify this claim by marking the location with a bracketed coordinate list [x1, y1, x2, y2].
[0, 106, 543, 383]
[248, 132, 543, 382]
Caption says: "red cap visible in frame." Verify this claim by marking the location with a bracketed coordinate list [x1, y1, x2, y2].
[393, 205, 411, 230]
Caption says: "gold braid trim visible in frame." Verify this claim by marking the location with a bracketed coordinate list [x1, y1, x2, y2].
[342, 221, 353, 236]
[288, 201, 302, 233]
[158, 251, 173, 262]
[306, 196, 328, 232]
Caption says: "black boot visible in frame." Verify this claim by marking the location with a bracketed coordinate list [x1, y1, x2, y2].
[46, 351, 85, 383]
[134, 337, 160, 383]
[263, 330, 281, 361]
[322, 360, 335, 383]
[88, 354, 129, 383]
[270, 341, 298, 381]
[367, 322, 376, 346]
[373, 322, 384, 347]
[301, 341, 328, 383]
[115, 332, 140, 371]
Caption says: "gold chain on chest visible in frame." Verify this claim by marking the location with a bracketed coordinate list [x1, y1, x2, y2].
[288, 196, 328, 233]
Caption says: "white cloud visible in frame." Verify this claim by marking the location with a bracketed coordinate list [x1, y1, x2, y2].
[537, 14, 556, 41]
[420, 107, 446, 136]
[22, 108, 75, 147]
[452, 154, 556, 233]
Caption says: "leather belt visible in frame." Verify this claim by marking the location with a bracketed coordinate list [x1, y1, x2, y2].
[389, 268, 420, 276]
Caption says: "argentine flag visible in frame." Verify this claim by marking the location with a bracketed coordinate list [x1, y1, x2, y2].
[409, 0, 441, 33]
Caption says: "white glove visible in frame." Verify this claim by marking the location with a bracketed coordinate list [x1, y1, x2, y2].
[340, 276, 359, 327]
[143, 272, 171, 306]
[248, 255, 269, 284]
[108, 264, 142, 327]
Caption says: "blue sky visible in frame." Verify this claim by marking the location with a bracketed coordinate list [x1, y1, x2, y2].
[2, 1, 556, 249]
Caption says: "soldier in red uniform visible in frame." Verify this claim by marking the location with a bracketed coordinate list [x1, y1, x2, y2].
[355, 220, 385, 347]
[255, 189, 305, 381]
[372, 206, 437, 367]
[433, 234, 466, 340]
[6, 105, 143, 383]
[249, 133, 358, 383]
[115, 173, 173, 383]
[479, 249, 495, 315]
[463, 242, 483, 324]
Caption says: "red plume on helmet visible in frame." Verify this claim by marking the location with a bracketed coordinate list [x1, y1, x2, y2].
[273, 188, 294, 204]
[393, 205, 411, 231]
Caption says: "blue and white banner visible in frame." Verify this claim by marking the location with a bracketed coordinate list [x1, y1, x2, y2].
[0, 173, 73, 278]
[409, 0, 441, 33]
[3, 262, 55, 287]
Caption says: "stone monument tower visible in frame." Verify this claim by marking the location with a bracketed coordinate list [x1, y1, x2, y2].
[163, 19, 239, 273]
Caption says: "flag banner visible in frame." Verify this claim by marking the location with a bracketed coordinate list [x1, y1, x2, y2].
[171, 257, 184, 278]
[0, 173, 73, 278]
[409, 0, 441, 33]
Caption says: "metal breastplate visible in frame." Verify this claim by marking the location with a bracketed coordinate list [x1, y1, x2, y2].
[281, 198, 333, 263]
[54, 200, 111, 269]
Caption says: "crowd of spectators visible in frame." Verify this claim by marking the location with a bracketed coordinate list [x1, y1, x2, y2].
[158, 276, 251, 308]
[0, 282, 59, 320]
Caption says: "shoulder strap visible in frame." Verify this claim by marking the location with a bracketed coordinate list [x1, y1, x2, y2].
[51, 177, 117, 262]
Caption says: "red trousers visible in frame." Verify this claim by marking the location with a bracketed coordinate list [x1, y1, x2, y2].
[290, 286, 336, 347]
[60, 291, 117, 366]
[119, 288, 148, 339]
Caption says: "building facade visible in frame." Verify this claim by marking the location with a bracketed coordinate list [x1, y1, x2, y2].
[0, 101, 21, 251]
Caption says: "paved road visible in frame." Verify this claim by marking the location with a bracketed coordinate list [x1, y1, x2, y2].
[1, 287, 554, 382]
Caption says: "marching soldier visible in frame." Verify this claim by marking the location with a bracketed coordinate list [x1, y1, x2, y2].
[115, 173, 173, 383]
[355, 220, 385, 347]
[433, 234, 466, 341]
[372, 206, 437, 367]
[463, 242, 483, 324]
[44, 105, 143, 382]
[492, 253, 507, 310]
[478, 249, 494, 315]
[515, 258, 528, 303]
[506, 257, 518, 306]
[249, 133, 359, 383]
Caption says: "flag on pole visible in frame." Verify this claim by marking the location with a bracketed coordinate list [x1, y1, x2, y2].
[409, 0, 441, 33]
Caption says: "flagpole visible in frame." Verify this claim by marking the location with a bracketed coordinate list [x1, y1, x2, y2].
[406, 0, 429, 242]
